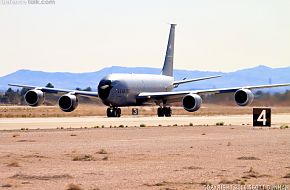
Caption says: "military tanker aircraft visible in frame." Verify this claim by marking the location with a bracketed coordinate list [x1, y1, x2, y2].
[9, 24, 290, 117]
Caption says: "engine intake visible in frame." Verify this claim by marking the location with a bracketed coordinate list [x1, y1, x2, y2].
[58, 94, 79, 112]
[234, 89, 254, 106]
[182, 94, 202, 112]
[24, 90, 45, 107]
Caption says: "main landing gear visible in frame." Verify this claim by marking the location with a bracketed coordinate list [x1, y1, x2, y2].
[107, 107, 121, 117]
[157, 107, 172, 117]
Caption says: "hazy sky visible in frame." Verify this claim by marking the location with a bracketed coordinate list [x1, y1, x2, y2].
[0, 0, 290, 76]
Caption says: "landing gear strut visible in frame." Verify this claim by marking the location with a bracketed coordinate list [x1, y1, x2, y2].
[107, 107, 121, 117]
[157, 107, 172, 117]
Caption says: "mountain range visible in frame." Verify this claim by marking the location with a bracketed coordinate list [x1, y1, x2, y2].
[1, 65, 290, 92]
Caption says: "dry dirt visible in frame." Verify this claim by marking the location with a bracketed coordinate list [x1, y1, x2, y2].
[0, 106, 289, 189]
[0, 124, 289, 190]
[1, 104, 290, 118]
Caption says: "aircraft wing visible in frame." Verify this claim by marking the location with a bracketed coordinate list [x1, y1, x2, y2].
[137, 83, 290, 102]
[8, 84, 98, 97]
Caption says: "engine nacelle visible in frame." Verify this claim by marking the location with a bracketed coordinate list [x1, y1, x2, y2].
[182, 94, 202, 112]
[58, 94, 79, 112]
[24, 90, 45, 107]
[234, 89, 254, 106]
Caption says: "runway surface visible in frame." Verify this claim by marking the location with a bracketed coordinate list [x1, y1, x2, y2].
[0, 118, 290, 189]
[0, 113, 290, 130]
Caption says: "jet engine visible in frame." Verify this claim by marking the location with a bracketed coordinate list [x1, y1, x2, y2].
[24, 90, 45, 107]
[182, 94, 202, 112]
[234, 89, 254, 106]
[58, 94, 79, 112]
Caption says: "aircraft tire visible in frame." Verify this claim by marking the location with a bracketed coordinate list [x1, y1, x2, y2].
[164, 107, 172, 117]
[117, 108, 121, 117]
[157, 107, 165, 117]
[107, 108, 112, 117]
[107, 107, 121, 117]
[157, 107, 164, 117]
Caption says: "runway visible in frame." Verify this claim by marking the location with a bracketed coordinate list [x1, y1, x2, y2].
[0, 116, 290, 189]
[0, 113, 290, 130]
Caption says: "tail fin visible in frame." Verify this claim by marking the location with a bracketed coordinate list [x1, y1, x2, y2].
[161, 24, 176, 76]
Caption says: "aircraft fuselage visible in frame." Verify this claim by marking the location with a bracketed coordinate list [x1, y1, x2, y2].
[98, 74, 174, 107]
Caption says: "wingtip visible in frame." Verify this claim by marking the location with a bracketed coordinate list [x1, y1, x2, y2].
[8, 84, 20, 87]
[212, 75, 222, 78]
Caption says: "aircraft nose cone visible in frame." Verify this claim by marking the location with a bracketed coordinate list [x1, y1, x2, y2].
[98, 79, 113, 100]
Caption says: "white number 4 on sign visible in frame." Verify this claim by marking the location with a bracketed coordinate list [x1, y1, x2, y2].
[253, 108, 271, 127]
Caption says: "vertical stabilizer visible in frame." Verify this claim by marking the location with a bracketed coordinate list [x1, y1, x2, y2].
[161, 24, 176, 76]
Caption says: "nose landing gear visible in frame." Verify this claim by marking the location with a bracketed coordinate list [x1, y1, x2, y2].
[157, 107, 172, 117]
[107, 107, 121, 117]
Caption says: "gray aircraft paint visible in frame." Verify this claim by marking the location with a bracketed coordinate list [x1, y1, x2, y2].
[9, 24, 290, 114]
[98, 24, 176, 107]
[98, 24, 289, 108]
[161, 24, 176, 77]
[99, 74, 174, 107]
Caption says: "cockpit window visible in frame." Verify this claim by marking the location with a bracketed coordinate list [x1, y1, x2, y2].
[99, 80, 111, 86]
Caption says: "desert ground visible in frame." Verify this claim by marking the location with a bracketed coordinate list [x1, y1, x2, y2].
[0, 105, 289, 190]
[1, 104, 290, 118]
